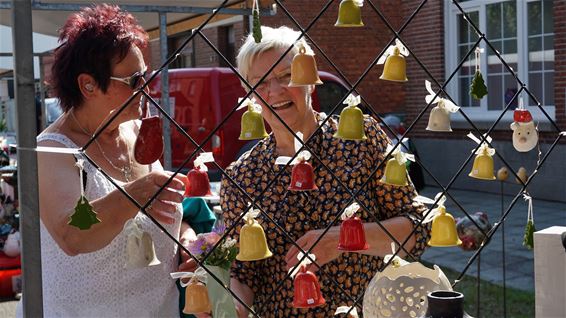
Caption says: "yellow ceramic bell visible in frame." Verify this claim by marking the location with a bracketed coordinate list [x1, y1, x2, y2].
[468, 147, 496, 180]
[334, 94, 367, 140]
[426, 105, 452, 132]
[236, 209, 273, 261]
[239, 102, 269, 140]
[380, 158, 408, 186]
[289, 44, 323, 86]
[428, 206, 462, 247]
[380, 47, 408, 82]
[183, 281, 212, 314]
[335, 0, 364, 27]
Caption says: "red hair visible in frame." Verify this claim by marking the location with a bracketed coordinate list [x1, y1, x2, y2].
[50, 4, 148, 112]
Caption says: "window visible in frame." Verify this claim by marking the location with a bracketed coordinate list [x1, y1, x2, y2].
[445, 0, 554, 124]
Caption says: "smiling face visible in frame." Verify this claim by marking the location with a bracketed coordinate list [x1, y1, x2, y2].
[246, 49, 315, 135]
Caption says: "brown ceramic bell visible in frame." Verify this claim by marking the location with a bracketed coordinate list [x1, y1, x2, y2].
[289, 44, 323, 86]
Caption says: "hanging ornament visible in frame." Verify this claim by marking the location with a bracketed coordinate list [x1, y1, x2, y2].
[335, 305, 359, 318]
[416, 193, 462, 247]
[124, 218, 161, 269]
[511, 97, 538, 152]
[456, 212, 492, 251]
[467, 132, 496, 180]
[134, 97, 164, 164]
[68, 159, 101, 230]
[289, 42, 323, 86]
[290, 252, 326, 308]
[363, 242, 453, 318]
[337, 202, 369, 251]
[335, 0, 364, 27]
[171, 267, 212, 315]
[237, 97, 269, 140]
[378, 39, 409, 82]
[236, 203, 273, 261]
[379, 143, 414, 186]
[334, 94, 367, 140]
[424, 80, 460, 132]
[252, 0, 262, 43]
[276, 132, 318, 191]
[185, 152, 214, 197]
[522, 193, 535, 250]
[470, 47, 488, 100]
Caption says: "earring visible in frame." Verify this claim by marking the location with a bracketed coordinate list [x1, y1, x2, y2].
[85, 84, 94, 92]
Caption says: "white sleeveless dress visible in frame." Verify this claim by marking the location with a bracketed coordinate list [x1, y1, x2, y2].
[16, 133, 181, 317]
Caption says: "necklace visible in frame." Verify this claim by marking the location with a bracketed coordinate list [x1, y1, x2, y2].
[69, 109, 133, 182]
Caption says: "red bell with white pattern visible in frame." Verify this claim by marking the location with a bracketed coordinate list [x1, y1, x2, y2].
[289, 160, 318, 191]
[293, 265, 326, 308]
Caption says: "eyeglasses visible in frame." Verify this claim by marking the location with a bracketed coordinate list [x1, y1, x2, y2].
[110, 68, 148, 90]
[250, 70, 292, 94]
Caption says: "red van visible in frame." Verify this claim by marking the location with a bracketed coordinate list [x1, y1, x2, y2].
[148, 68, 349, 180]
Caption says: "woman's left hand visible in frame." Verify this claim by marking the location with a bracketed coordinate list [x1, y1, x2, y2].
[285, 227, 342, 273]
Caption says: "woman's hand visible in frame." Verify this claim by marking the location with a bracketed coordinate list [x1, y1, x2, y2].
[124, 171, 186, 224]
[285, 227, 342, 273]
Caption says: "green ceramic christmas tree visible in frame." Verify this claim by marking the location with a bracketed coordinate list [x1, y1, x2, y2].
[68, 195, 101, 230]
[470, 70, 488, 100]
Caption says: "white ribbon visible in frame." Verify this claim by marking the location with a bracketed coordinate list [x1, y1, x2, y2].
[289, 252, 316, 278]
[170, 267, 208, 287]
[236, 97, 262, 113]
[424, 80, 459, 114]
[522, 192, 534, 223]
[414, 192, 447, 224]
[467, 132, 495, 156]
[383, 242, 409, 267]
[517, 96, 525, 111]
[344, 94, 361, 107]
[386, 144, 415, 165]
[335, 306, 359, 318]
[341, 202, 360, 220]
[193, 152, 215, 172]
[377, 39, 409, 65]
[353, 0, 364, 7]
[561, 131, 566, 137]
[275, 131, 311, 165]
[475, 47, 484, 72]
[242, 203, 261, 223]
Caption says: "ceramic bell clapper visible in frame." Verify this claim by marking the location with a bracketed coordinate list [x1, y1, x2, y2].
[378, 39, 409, 82]
[289, 42, 323, 86]
[516, 167, 529, 184]
[290, 252, 326, 308]
[497, 167, 509, 181]
[470, 47, 488, 100]
[170, 268, 212, 315]
[3, 231, 20, 257]
[124, 219, 161, 269]
[467, 132, 496, 180]
[334, 94, 367, 140]
[335, 0, 364, 27]
[185, 152, 214, 197]
[379, 144, 414, 186]
[236, 204, 273, 261]
[424, 80, 460, 132]
[238, 97, 269, 140]
[338, 202, 369, 251]
[511, 97, 538, 152]
[134, 98, 164, 164]
[276, 132, 318, 191]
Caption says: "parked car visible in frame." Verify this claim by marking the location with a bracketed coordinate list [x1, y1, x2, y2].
[148, 67, 351, 180]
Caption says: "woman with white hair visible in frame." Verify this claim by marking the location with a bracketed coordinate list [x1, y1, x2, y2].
[220, 26, 430, 317]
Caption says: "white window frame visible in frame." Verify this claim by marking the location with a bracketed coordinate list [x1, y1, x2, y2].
[444, 0, 555, 130]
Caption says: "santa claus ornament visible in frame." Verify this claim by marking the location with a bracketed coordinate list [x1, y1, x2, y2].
[510, 98, 538, 152]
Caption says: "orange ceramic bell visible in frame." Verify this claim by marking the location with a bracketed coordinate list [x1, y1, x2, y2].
[236, 215, 273, 261]
[289, 44, 323, 86]
[239, 101, 269, 140]
[185, 166, 213, 197]
[293, 265, 326, 308]
[335, 0, 364, 27]
[183, 281, 212, 314]
[289, 160, 318, 191]
[428, 206, 462, 247]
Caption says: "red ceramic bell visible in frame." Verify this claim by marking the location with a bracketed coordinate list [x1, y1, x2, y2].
[288, 160, 318, 191]
[292, 265, 326, 308]
[338, 216, 369, 251]
[134, 104, 164, 164]
[185, 166, 212, 197]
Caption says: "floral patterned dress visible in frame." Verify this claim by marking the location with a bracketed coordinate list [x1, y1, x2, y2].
[220, 113, 430, 317]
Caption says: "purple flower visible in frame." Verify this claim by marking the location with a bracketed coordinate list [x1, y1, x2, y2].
[212, 219, 226, 235]
[187, 232, 221, 257]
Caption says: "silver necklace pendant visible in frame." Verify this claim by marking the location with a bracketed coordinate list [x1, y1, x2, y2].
[122, 165, 132, 182]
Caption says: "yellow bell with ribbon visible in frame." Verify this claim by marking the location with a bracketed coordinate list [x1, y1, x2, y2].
[424, 80, 460, 132]
[379, 144, 414, 186]
[289, 43, 323, 86]
[467, 132, 496, 180]
[238, 97, 269, 140]
[335, 0, 364, 27]
[171, 268, 212, 315]
[124, 219, 161, 269]
[334, 94, 367, 140]
[418, 193, 462, 247]
[378, 39, 409, 82]
[236, 204, 273, 261]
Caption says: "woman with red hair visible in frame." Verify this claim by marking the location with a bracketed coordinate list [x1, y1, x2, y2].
[16, 4, 196, 317]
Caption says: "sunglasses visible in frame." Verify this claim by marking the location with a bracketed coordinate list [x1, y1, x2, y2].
[110, 68, 148, 90]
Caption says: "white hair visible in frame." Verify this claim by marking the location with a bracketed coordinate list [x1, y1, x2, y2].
[236, 26, 314, 84]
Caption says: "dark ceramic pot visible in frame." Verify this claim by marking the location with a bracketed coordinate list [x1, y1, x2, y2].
[425, 290, 472, 318]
